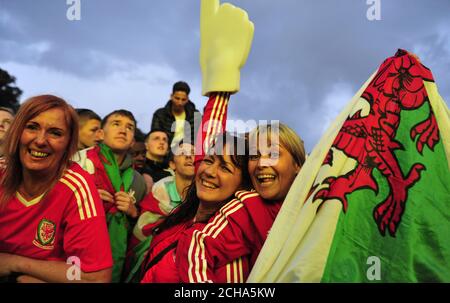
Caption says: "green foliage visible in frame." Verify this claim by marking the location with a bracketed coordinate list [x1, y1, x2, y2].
[0, 68, 22, 113]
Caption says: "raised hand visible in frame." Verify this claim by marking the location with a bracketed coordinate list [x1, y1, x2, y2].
[200, 0, 254, 96]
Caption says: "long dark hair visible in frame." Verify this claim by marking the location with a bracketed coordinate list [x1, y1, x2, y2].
[154, 132, 251, 234]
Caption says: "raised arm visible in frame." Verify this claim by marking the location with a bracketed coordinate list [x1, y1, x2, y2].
[194, 0, 254, 165]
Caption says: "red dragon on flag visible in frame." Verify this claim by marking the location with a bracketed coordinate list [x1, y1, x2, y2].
[314, 49, 439, 237]
[249, 49, 449, 282]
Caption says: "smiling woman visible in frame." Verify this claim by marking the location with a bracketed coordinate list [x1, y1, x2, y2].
[0, 96, 79, 203]
[19, 108, 70, 180]
[248, 123, 306, 202]
[0, 95, 113, 283]
[139, 132, 253, 283]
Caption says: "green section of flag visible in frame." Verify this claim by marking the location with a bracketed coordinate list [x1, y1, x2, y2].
[99, 143, 134, 193]
[125, 235, 153, 283]
[99, 143, 135, 283]
[107, 212, 130, 283]
[322, 100, 450, 282]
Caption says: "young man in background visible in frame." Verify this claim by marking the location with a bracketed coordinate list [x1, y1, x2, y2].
[151, 81, 201, 146]
[76, 108, 103, 150]
[75, 109, 147, 282]
[0, 106, 15, 167]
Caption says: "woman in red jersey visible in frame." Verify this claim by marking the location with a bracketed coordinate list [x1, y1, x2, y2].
[140, 133, 258, 283]
[174, 123, 306, 283]
[138, 120, 306, 284]
[142, 0, 306, 283]
[0, 95, 113, 283]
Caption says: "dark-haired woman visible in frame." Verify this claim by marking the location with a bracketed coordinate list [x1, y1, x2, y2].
[141, 133, 269, 282]
[139, 93, 282, 283]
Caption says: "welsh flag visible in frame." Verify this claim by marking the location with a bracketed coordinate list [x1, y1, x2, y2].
[248, 50, 450, 282]
[95, 144, 134, 283]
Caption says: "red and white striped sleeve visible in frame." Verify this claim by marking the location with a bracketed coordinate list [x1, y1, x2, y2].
[177, 191, 262, 283]
[194, 92, 231, 167]
[60, 163, 113, 273]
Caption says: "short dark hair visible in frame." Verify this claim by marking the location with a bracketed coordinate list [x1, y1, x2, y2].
[172, 81, 190, 95]
[76, 108, 101, 126]
[0, 106, 15, 116]
[134, 127, 146, 143]
[168, 139, 189, 162]
[145, 128, 169, 143]
[101, 109, 137, 130]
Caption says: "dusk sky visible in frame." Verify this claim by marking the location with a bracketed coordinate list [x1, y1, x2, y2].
[1, 0, 449, 152]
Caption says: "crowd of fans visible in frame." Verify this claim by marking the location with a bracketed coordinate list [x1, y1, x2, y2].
[0, 80, 306, 283]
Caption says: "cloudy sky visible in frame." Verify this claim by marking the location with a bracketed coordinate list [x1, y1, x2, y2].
[1, 0, 449, 152]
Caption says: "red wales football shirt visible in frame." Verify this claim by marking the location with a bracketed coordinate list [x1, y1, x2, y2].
[0, 162, 113, 273]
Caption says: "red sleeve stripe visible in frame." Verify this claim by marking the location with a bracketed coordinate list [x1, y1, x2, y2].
[236, 257, 244, 282]
[238, 258, 244, 282]
[187, 230, 201, 282]
[226, 257, 244, 283]
[60, 178, 86, 220]
[204, 92, 230, 154]
[208, 191, 258, 239]
[187, 191, 257, 282]
[203, 93, 221, 151]
[188, 199, 242, 282]
[235, 190, 259, 202]
[65, 173, 92, 218]
[188, 199, 240, 282]
[207, 92, 230, 149]
[67, 169, 98, 217]
[60, 171, 97, 220]
[211, 201, 245, 238]
[200, 199, 239, 236]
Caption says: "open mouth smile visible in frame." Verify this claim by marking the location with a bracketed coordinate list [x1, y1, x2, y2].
[201, 179, 218, 189]
[29, 149, 50, 159]
[256, 174, 276, 184]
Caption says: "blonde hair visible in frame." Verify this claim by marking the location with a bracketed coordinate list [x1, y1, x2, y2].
[249, 122, 306, 168]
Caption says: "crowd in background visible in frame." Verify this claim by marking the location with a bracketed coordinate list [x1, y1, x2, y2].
[0, 80, 306, 283]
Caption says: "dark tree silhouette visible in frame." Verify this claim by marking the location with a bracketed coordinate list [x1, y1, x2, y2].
[0, 68, 22, 113]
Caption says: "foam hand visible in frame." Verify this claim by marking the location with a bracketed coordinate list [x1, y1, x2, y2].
[200, 0, 254, 96]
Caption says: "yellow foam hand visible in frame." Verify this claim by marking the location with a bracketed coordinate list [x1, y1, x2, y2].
[200, 0, 254, 96]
